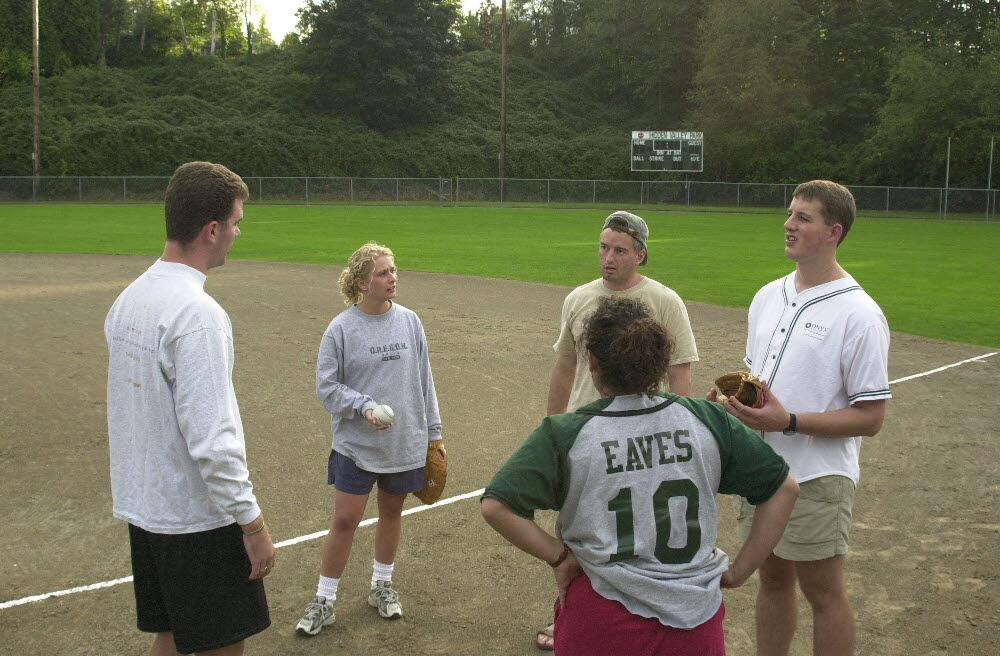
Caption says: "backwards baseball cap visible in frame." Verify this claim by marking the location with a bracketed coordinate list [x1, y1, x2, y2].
[603, 211, 649, 265]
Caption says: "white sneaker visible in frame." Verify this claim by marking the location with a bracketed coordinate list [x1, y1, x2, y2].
[368, 581, 403, 619]
[296, 595, 335, 636]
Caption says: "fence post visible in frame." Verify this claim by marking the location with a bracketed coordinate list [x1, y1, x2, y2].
[500, 178, 504, 205]
[78, 177, 82, 202]
[547, 179, 550, 206]
[258, 178, 262, 202]
[686, 181, 691, 207]
[305, 177, 310, 204]
[396, 178, 399, 202]
[593, 180, 596, 206]
[455, 177, 459, 206]
[123, 177, 127, 202]
[736, 183, 741, 208]
[885, 186, 890, 218]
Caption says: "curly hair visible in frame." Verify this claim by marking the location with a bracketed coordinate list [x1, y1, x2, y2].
[582, 296, 673, 397]
[338, 241, 394, 306]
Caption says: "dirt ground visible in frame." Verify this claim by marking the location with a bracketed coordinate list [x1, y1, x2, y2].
[1, 252, 997, 656]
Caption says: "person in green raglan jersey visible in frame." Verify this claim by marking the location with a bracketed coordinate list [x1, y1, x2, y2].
[482, 297, 799, 656]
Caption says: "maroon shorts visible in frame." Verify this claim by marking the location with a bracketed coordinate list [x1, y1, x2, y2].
[553, 572, 726, 656]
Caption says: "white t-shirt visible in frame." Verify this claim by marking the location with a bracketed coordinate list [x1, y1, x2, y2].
[745, 273, 891, 484]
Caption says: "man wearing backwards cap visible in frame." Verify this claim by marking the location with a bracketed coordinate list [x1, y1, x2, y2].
[533, 210, 699, 651]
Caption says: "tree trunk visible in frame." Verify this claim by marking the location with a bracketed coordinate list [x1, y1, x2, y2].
[179, 15, 189, 55]
[139, 0, 150, 53]
[211, 8, 217, 55]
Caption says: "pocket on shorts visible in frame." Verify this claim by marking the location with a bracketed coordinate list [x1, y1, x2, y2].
[784, 476, 854, 545]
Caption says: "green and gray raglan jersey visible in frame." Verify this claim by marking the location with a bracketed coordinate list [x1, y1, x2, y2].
[483, 393, 789, 629]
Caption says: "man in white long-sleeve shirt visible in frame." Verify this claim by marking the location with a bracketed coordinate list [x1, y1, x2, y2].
[105, 161, 275, 656]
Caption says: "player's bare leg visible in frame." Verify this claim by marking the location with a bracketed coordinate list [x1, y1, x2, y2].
[149, 632, 178, 656]
[797, 555, 855, 656]
[755, 553, 798, 656]
[150, 632, 246, 656]
[321, 490, 370, 578]
[374, 488, 406, 564]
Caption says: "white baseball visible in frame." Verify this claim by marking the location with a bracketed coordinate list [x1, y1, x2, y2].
[372, 404, 394, 426]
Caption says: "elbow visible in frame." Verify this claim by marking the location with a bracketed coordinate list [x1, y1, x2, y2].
[862, 415, 884, 437]
[480, 497, 504, 529]
[785, 474, 800, 500]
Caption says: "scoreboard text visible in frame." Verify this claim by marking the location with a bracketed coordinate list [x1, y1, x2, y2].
[631, 131, 703, 172]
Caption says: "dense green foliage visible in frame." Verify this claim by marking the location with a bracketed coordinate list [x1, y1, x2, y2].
[297, 0, 460, 128]
[1, 203, 997, 348]
[0, 0, 997, 185]
[0, 50, 628, 177]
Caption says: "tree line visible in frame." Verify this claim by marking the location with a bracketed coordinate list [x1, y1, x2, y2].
[0, 0, 997, 187]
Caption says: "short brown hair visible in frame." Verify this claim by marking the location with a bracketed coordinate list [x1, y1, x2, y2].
[792, 180, 856, 244]
[164, 162, 249, 245]
[583, 296, 673, 397]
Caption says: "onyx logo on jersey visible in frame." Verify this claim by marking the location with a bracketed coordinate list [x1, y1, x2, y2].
[601, 430, 693, 475]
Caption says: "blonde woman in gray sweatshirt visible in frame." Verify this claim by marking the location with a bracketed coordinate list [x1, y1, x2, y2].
[296, 241, 444, 637]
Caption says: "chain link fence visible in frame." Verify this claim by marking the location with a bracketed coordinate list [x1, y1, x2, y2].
[455, 178, 998, 221]
[2, 175, 995, 220]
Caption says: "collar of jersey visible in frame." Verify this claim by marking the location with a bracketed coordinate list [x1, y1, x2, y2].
[575, 393, 679, 417]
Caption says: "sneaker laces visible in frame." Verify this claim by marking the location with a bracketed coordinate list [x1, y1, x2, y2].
[304, 598, 329, 621]
[374, 584, 399, 604]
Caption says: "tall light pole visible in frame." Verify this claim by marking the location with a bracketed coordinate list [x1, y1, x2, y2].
[499, 0, 507, 181]
[32, 0, 41, 200]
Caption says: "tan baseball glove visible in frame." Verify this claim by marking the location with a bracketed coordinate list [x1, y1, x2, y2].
[414, 441, 448, 505]
[714, 371, 764, 408]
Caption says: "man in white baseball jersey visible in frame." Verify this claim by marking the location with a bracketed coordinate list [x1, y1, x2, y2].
[715, 180, 891, 656]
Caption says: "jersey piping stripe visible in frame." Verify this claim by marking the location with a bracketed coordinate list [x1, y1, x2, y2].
[769, 285, 863, 385]
[757, 274, 795, 370]
[850, 389, 891, 402]
[576, 394, 679, 417]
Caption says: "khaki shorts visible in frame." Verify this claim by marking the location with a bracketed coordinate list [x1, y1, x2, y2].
[736, 475, 856, 562]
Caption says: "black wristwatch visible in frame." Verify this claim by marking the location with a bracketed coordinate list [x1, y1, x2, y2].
[782, 413, 797, 435]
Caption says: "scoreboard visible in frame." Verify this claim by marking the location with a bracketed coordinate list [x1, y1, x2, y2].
[631, 131, 703, 172]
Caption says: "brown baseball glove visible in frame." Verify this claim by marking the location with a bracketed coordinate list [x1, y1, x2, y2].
[414, 440, 448, 505]
[714, 371, 765, 408]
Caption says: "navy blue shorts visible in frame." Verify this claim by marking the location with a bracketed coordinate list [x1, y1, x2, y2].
[327, 449, 425, 495]
[128, 523, 270, 654]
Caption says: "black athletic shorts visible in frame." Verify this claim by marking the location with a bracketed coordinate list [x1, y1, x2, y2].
[128, 522, 270, 654]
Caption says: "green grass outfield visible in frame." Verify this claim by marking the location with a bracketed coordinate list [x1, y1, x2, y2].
[2, 203, 997, 348]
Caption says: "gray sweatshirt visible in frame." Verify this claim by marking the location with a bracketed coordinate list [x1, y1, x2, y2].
[317, 303, 442, 473]
[105, 260, 260, 534]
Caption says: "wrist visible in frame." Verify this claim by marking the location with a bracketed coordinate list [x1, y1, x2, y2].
[548, 542, 570, 568]
[242, 518, 265, 536]
[782, 412, 797, 435]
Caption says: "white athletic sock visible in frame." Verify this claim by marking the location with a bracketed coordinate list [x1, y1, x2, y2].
[316, 575, 339, 605]
[371, 559, 394, 588]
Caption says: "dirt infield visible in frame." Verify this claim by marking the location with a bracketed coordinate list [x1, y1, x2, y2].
[1, 252, 997, 656]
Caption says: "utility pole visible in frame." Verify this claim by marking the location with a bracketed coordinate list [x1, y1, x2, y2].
[32, 0, 41, 201]
[499, 0, 507, 180]
[987, 136, 995, 220]
[943, 136, 951, 219]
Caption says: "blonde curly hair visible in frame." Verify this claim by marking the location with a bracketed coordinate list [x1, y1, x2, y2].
[338, 241, 395, 306]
